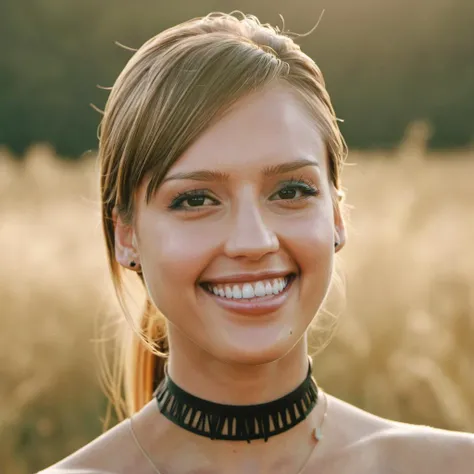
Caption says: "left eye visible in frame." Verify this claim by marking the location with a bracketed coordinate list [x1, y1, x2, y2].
[270, 183, 318, 201]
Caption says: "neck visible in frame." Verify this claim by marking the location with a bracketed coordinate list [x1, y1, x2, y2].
[135, 397, 323, 474]
[134, 338, 326, 473]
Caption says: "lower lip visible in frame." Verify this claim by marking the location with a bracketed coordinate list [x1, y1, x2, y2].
[199, 275, 296, 316]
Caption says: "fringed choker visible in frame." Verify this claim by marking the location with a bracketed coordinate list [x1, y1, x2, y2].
[154, 358, 319, 443]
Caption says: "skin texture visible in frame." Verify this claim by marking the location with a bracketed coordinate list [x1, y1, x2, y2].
[39, 84, 474, 474]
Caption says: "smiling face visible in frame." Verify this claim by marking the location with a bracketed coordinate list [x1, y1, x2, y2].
[115, 83, 345, 366]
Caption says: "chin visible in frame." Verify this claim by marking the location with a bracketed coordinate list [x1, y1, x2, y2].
[208, 333, 300, 366]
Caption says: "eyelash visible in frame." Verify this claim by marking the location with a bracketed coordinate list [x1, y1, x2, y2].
[167, 175, 319, 212]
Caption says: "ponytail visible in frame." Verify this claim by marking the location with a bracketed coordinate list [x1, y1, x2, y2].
[97, 207, 169, 429]
[124, 297, 169, 414]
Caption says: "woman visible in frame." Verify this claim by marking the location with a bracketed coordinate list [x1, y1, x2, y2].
[41, 11, 473, 474]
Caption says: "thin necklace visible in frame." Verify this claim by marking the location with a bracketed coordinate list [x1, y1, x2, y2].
[129, 390, 329, 474]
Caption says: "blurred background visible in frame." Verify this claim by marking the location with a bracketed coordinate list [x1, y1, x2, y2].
[1, 1, 473, 473]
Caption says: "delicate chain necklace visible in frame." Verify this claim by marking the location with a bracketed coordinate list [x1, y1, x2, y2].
[129, 389, 329, 474]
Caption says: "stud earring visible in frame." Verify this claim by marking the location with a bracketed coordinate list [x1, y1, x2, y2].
[130, 261, 137, 268]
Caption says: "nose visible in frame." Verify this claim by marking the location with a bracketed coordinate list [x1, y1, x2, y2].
[224, 193, 279, 260]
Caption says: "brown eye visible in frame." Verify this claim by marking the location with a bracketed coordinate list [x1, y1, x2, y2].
[270, 182, 319, 201]
[168, 190, 219, 211]
[184, 196, 207, 207]
[278, 187, 299, 200]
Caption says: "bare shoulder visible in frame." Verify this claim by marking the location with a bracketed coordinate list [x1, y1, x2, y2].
[322, 396, 474, 474]
[376, 423, 474, 474]
[36, 418, 141, 474]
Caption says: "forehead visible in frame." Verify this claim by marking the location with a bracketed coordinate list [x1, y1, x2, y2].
[167, 83, 326, 175]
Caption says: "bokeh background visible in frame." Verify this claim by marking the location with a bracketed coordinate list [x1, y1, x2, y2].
[1, 1, 473, 473]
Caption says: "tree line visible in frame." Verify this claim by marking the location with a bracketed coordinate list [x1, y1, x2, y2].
[1, 0, 473, 158]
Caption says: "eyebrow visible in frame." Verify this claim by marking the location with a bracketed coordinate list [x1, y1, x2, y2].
[162, 158, 319, 183]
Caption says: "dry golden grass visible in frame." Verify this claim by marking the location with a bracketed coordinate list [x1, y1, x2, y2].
[1, 136, 473, 473]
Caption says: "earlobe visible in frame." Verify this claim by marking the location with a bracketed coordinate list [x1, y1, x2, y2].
[333, 200, 347, 252]
[112, 207, 141, 270]
[334, 215, 346, 251]
[334, 226, 346, 252]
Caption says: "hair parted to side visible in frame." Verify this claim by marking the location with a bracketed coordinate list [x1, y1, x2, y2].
[98, 11, 348, 427]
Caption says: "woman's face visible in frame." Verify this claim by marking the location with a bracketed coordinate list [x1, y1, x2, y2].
[116, 83, 345, 365]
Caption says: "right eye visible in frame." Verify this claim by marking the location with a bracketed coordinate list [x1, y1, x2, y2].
[168, 190, 220, 211]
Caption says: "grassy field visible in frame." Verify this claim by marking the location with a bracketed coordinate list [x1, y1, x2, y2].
[1, 135, 473, 473]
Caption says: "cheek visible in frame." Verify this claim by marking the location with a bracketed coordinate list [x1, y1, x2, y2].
[137, 214, 217, 291]
[280, 206, 335, 310]
[280, 207, 334, 267]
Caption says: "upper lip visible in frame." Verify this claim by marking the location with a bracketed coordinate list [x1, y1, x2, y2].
[201, 270, 295, 284]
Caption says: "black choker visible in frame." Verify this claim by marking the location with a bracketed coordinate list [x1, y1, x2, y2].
[154, 358, 319, 443]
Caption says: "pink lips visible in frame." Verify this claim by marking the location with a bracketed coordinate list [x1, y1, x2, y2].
[201, 274, 296, 316]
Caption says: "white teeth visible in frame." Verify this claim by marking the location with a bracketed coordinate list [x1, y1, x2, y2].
[242, 283, 255, 299]
[232, 285, 242, 299]
[254, 281, 266, 297]
[207, 276, 291, 300]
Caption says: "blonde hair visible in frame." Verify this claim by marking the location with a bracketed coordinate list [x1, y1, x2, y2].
[98, 11, 347, 426]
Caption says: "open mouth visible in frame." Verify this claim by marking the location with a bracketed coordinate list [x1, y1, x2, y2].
[199, 273, 297, 301]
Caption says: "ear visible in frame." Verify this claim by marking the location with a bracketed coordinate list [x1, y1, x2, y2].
[112, 207, 141, 271]
[333, 195, 347, 253]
